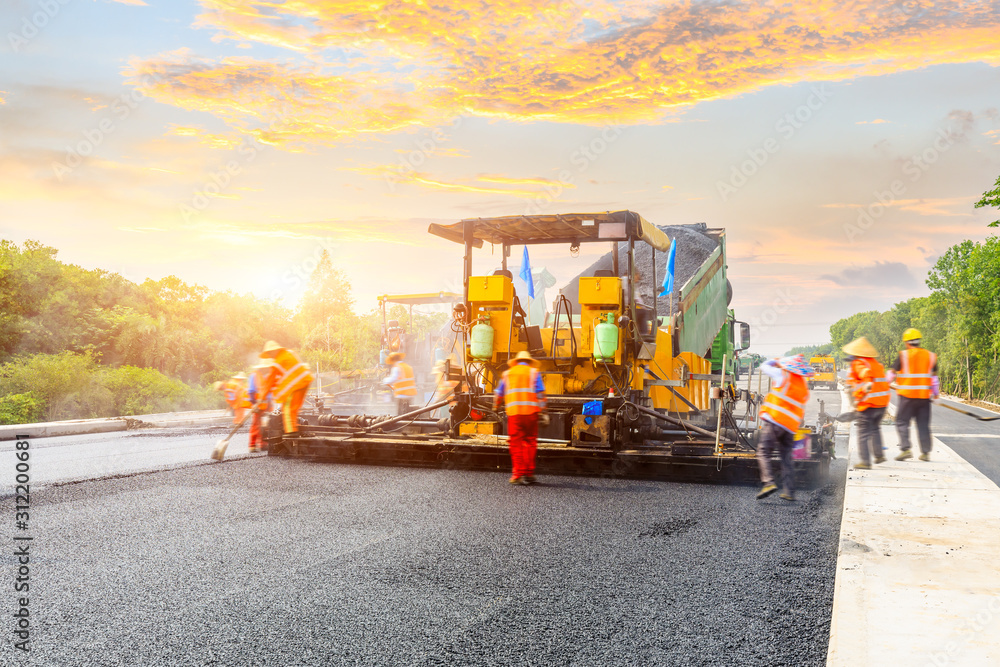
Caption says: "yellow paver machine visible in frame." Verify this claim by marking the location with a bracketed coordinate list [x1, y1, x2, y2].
[267, 211, 832, 485]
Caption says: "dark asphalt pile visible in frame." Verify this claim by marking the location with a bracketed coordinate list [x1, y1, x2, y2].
[13, 456, 846, 666]
[560, 223, 719, 315]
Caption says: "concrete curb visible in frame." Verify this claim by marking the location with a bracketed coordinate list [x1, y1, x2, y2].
[827, 426, 1000, 665]
[0, 410, 231, 441]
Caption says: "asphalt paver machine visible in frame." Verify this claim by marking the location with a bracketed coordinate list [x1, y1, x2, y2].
[267, 211, 831, 485]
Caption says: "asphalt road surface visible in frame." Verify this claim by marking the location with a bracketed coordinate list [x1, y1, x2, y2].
[917, 398, 1000, 486]
[2, 390, 848, 666]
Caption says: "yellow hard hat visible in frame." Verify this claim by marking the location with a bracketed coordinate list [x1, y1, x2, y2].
[386, 352, 405, 364]
[212, 381, 224, 391]
[508, 350, 538, 367]
[252, 360, 275, 370]
[261, 340, 283, 357]
[233, 372, 247, 380]
[842, 337, 878, 358]
[902, 328, 922, 343]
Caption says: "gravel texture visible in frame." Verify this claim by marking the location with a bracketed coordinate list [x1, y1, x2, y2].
[560, 224, 719, 315]
[8, 451, 847, 666]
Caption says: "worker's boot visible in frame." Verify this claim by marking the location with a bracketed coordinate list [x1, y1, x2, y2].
[523, 475, 538, 485]
[895, 450, 913, 461]
[874, 456, 886, 464]
[509, 475, 525, 485]
[918, 453, 930, 462]
[756, 483, 777, 499]
[779, 493, 795, 502]
[853, 462, 871, 470]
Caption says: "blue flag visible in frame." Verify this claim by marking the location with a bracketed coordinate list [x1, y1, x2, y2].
[519, 246, 535, 298]
[658, 238, 677, 296]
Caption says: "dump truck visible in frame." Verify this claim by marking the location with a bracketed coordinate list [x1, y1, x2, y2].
[808, 355, 837, 390]
[265, 211, 831, 485]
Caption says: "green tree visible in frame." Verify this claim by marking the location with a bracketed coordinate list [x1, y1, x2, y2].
[976, 174, 1000, 228]
[784, 343, 834, 358]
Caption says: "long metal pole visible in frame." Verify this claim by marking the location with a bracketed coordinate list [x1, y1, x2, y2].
[630, 403, 722, 440]
[715, 354, 727, 455]
[364, 398, 453, 432]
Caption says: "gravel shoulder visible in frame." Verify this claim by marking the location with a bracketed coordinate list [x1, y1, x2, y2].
[10, 449, 847, 666]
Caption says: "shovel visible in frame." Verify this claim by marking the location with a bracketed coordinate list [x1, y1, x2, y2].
[211, 407, 258, 461]
[935, 400, 1000, 422]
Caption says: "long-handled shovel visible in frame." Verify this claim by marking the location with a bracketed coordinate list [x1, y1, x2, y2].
[211, 407, 259, 461]
[935, 400, 1000, 422]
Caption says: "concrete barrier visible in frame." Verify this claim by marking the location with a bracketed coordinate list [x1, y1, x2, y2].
[0, 410, 231, 441]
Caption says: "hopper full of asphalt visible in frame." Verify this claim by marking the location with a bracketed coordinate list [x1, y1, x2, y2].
[559, 223, 720, 316]
[13, 454, 847, 666]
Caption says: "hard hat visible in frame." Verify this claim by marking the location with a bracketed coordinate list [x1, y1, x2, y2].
[252, 360, 275, 370]
[842, 337, 878, 358]
[508, 350, 538, 367]
[212, 381, 224, 391]
[386, 352, 405, 364]
[902, 328, 922, 343]
[778, 353, 815, 377]
[261, 340, 284, 357]
[233, 373, 247, 380]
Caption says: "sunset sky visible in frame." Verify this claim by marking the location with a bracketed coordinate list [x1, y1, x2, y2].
[2, 0, 999, 356]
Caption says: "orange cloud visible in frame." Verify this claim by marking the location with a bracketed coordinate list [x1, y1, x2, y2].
[126, 1, 1000, 149]
[353, 166, 562, 199]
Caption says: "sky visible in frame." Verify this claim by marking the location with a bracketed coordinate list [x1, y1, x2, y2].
[2, 0, 999, 357]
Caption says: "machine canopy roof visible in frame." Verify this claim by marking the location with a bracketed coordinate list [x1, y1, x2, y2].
[377, 292, 463, 306]
[427, 211, 671, 252]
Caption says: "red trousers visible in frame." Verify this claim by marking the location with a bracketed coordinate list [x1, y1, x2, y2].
[249, 412, 263, 449]
[507, 413, 538, 477]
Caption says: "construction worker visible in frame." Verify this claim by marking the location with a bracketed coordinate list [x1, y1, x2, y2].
[222, 373, 250, 424]
[756, 354, 814, 501]
[256, 341, 314, 437]
[842, 337, 890, 469]
[384, 351, 417, 415]
[247, 360, 276, 452]
[493, 350, 548, 485]
[888, 328, 939, 461]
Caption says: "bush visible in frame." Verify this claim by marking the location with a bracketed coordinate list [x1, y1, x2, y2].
[0, 392, 43, 425]
[0, 351, 103, 420]
[0, 352, 224, 423]
[100, 365, 222, 415]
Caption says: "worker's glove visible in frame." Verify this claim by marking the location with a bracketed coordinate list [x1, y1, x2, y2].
[931, 376, 940, 399]
[885, 369, 896, 384]
[538, 413, 550, 427]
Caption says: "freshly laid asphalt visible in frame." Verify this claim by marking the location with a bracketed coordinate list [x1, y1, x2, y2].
[9, 451, 847, 666]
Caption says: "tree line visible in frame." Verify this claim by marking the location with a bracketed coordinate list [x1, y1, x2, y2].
[0, 242, 445, 424]
[800, 176, 1000, 402]
[828, 236, 1000, 402]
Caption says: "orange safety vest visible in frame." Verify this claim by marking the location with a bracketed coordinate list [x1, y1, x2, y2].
[761, 371, 809, 433]
[392, 362, 417, 398]
[896, 347, 936, 400]
[224, 379, 251, 409]
[500, 364, 545, 416]
[252, 366, 277, 409]
[262, 349, 314, 401]
[849, 358, 890, 410]
[235, 383, 251, 409]
[223, 380, 239, 405]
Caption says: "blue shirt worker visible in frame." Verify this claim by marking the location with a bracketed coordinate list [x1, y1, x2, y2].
[756, 354, 814, 501]
[494, 350, 548, 485]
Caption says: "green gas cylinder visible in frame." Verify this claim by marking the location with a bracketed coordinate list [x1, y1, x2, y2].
[593, 314, 619, 362]
[470, 321, 495, 360]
